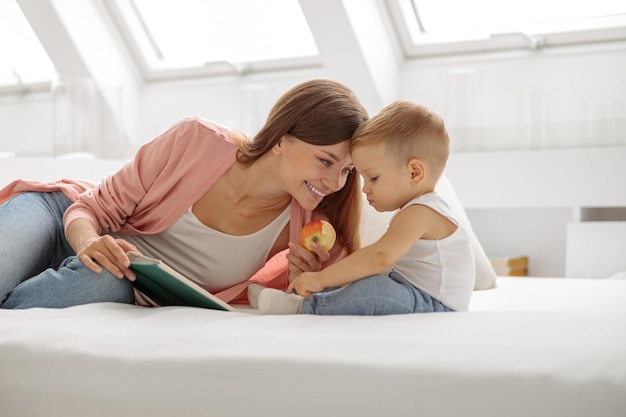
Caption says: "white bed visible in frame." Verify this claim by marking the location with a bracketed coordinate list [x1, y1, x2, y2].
[1, 157, 625, 417]
[1, 277, 625, 417]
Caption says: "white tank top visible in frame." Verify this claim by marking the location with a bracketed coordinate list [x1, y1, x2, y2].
[115, 206, 290, 293]
[391, 193, 475, 312]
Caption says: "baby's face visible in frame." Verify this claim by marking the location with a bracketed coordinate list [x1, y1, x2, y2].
[352, 143, 414, 212]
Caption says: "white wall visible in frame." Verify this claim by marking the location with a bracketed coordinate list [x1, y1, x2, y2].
[400, 43, 626, 152]
[467, 208, 573, 277]
[136, 70, 324, 145]
[0, 91, 54, 155]
[2, 43, 625, 156]
[0, 71, 332, 156]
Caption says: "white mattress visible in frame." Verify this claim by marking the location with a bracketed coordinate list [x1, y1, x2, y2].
[1, 277, 625, 417]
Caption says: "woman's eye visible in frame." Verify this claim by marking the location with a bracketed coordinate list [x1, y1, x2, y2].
[370, 177, 378, 182]
[342, 167, 353, 175]
[320, 158, 332, 167]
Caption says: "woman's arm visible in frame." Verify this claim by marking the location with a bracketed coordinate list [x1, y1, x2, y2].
[288, 205, 440, 296]
[63, 122, 187, 235]
[66, 218, 138, 280]
[63, 118, 228, 236]
[63, 118, 209, 278]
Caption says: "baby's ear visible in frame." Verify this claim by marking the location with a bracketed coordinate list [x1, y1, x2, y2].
[408, 158, 426, 185]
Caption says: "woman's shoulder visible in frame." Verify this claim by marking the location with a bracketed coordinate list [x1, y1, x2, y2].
[172, 116, 234, 141]
[154, 117, 242, 157]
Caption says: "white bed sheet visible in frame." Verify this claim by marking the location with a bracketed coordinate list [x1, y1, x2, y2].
[1, 277, 625, 417]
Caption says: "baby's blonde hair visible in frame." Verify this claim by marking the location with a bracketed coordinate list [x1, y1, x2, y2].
[351, 100, 450, 183]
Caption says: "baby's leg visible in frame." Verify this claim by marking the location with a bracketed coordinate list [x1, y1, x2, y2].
[0, 192, 74, 303]
[301, 272, 449, 315]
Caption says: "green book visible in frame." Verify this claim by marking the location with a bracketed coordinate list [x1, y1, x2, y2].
[128, 252, 235, 311]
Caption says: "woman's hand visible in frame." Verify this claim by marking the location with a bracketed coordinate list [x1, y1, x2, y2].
[66, 219, 139, 281]
[285, 241, 330, 283]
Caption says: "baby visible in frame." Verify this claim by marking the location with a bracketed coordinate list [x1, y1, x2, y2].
[251, 100, 475, 315]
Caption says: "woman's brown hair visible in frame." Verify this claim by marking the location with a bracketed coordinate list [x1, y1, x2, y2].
[236, 79, 369, 253]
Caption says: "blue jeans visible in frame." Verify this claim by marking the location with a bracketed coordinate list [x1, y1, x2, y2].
[301, 271, 453, 315]
[0, 192, 135, 309]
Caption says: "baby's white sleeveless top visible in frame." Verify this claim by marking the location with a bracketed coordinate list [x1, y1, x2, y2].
[391, 193, 475, 311]
[115, 206, 290, 292]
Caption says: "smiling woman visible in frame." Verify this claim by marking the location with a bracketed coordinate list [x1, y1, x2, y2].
[0, 78, 368, 309]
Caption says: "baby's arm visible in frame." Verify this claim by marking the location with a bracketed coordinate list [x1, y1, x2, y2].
[288, 204, 447, 296]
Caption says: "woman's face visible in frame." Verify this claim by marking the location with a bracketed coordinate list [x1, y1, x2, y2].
[274, 136, 354, 210]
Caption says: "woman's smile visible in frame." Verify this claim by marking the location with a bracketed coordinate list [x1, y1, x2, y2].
[305, 181, 326, 200]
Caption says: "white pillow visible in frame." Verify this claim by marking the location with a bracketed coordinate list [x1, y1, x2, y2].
[359, 174, 497, 291]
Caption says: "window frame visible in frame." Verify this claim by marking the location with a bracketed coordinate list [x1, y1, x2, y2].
[102, 0, 322, 82]
[385, 0, 626, 58]
[0, 0, 57, 93]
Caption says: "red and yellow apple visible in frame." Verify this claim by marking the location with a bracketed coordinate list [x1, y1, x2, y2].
[300, 220, 336, 252]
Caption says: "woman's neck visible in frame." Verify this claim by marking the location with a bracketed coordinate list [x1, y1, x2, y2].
[222, 158, 291, 214]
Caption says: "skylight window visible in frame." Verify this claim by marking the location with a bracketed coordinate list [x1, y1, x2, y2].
[0, 0, 56, 91]
[388, 0, 626, 57]
[107, 0, 319, 79]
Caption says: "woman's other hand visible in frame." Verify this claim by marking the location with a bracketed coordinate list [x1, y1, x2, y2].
[66, 219, 138, 280]
[285, 241, 330, 282]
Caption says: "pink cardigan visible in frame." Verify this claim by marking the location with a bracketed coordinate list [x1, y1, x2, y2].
[0, 117, 347, 304]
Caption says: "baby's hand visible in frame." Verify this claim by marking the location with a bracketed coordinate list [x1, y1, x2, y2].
[287, 272, 324, 297]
